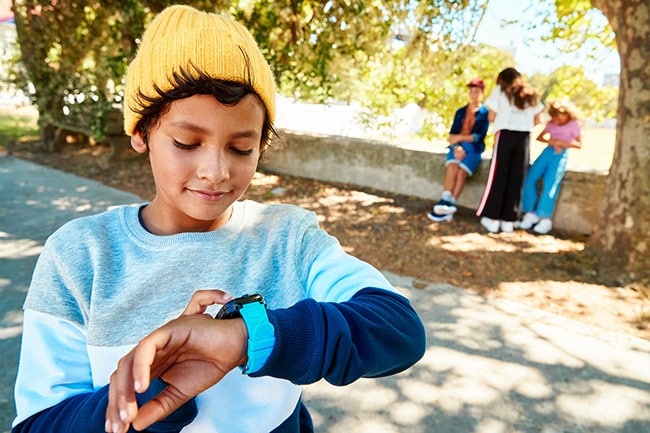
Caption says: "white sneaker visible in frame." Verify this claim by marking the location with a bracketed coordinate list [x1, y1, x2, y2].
[519, 212, 540, 230]
[433, 199, 457, 215]
[500, 221, 514, 233]
[533, 218, 553, 234]
[427, 211, 453, 222]
[480, 217, 500, 233]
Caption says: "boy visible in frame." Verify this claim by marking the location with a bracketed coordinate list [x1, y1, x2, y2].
[427, 78, 489, 222]
[12, 5, 426, 433]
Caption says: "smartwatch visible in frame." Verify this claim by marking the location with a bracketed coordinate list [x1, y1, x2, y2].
[215, 294, 275, 374]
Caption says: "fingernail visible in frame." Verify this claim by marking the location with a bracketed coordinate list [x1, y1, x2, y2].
[105, 419, 111, 432]
[134, 380, 142, 392]
[224, 293, 233, 301]
[112, 423, 121, 433]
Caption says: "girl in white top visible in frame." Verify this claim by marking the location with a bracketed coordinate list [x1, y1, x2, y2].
[476, 67, 544, 233]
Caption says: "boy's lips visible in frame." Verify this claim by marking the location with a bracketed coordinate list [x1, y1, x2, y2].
[189, 188, 228, 201]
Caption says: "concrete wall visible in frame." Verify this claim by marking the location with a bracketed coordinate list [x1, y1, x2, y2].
[259, 131, 606, 235]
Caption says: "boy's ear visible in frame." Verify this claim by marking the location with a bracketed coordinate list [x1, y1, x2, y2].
[130, 130, 148, 153]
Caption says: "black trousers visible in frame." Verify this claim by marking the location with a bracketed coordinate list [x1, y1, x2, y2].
[476, 129, 530, 222]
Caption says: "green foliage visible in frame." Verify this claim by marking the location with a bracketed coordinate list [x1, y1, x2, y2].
[236, 0, 396, 102]
[8, 0, 618, 151]
[355, 40, 512, 141]
[533, 0, 617, 83]
[528, 65, 618, 121]
[547, 0, 615, 52]
[12, 1, 129, 145]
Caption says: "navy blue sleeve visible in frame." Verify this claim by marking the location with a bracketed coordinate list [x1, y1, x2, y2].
[470, 106, 490, 153]
[255, 288, 426, 385]
[448, 106, 466, 136]
[11, 380, 197, 433]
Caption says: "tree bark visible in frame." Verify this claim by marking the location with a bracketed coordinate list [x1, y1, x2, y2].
[588, 0, 650, 282]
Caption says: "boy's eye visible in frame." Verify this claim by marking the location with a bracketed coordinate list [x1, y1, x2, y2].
[231, 147, 254, 156]
[171, 138, 255, 156]
[172, 139, 199, 150]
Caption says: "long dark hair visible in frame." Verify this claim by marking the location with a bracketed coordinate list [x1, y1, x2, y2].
[496, 67, 538, 109]
[496, 67, 521, 91]
[510, 82, 539, 110]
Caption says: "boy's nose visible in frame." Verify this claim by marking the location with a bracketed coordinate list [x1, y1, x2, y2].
[197, 150, 230, 183]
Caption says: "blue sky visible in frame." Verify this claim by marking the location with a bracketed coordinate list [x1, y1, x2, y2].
[473, 0, 619, 84]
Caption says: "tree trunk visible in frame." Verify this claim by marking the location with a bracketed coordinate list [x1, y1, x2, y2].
[588, 0, 650, 283]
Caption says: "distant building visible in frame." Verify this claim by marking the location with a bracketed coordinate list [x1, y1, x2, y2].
[602, 73, 620, 87]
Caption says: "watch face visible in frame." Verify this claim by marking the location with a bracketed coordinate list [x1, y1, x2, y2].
[215, 294, 264, 319]
[235, 294, 264, 304]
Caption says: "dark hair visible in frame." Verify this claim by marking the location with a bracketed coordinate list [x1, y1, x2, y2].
[510, 82, 539, 110]
[495, 67, 538, 109]
[132, 64, 277, 159]
[496, 67, 521, 90]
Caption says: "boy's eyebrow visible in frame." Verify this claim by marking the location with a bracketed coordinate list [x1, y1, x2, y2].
[169, 121, 260, 138]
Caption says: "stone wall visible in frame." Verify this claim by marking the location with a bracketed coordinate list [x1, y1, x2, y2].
[259, 131, 606, 235]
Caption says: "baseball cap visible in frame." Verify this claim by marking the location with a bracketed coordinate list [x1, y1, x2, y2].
[467, 78, 485, 90]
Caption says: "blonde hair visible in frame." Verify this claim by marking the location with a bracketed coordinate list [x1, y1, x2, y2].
[547, 99, 580, 121]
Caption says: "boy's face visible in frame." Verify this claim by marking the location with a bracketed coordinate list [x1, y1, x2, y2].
[131, 94, 265, 234]
[468, 86, 483, 105]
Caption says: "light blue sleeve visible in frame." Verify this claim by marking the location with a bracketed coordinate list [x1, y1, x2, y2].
[13, 310, 93, 427]
[304, 244, 397, 302]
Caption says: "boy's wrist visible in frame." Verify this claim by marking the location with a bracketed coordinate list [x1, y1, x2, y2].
[239, 301, 275, 374]
[215, 294, 275, 374]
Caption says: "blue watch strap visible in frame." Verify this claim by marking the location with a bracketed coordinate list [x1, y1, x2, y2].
[239, 301, 275, 374]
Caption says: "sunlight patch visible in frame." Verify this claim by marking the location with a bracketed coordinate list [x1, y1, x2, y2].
[250, 172, 280, 186]
[51, 197, 93, 212]
[316, 189, 391, 207]
[0, 238, 43, 259]
[428, 233, 517, 252]
[496, 280, 649, 338]
[0, 325, 22, 340]
[557, 382, 650, 425]
[427, 232, 583, 253]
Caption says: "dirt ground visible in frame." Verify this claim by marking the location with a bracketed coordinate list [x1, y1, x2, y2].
[7, 139, 650, 341]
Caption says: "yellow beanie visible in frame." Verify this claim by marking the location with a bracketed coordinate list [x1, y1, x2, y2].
[123, 5, 276, 135]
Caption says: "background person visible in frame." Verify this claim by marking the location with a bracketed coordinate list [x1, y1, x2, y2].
[519, 99, 582, 234]
[475, 67, 544, 233]
[11, 6, 426, 433]
[427, 77, 490, 222]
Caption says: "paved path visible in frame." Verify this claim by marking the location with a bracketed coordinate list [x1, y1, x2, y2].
[1, 155, 649, 432]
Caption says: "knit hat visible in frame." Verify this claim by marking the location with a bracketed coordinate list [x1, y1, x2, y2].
[123, 5, 276, 135]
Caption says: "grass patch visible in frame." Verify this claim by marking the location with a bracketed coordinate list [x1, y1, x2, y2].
[0, 106, 40, 146]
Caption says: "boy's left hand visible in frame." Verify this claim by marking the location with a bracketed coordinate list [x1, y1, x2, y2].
[105, 290, 246, 433]
[181, 289, 233, 315]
